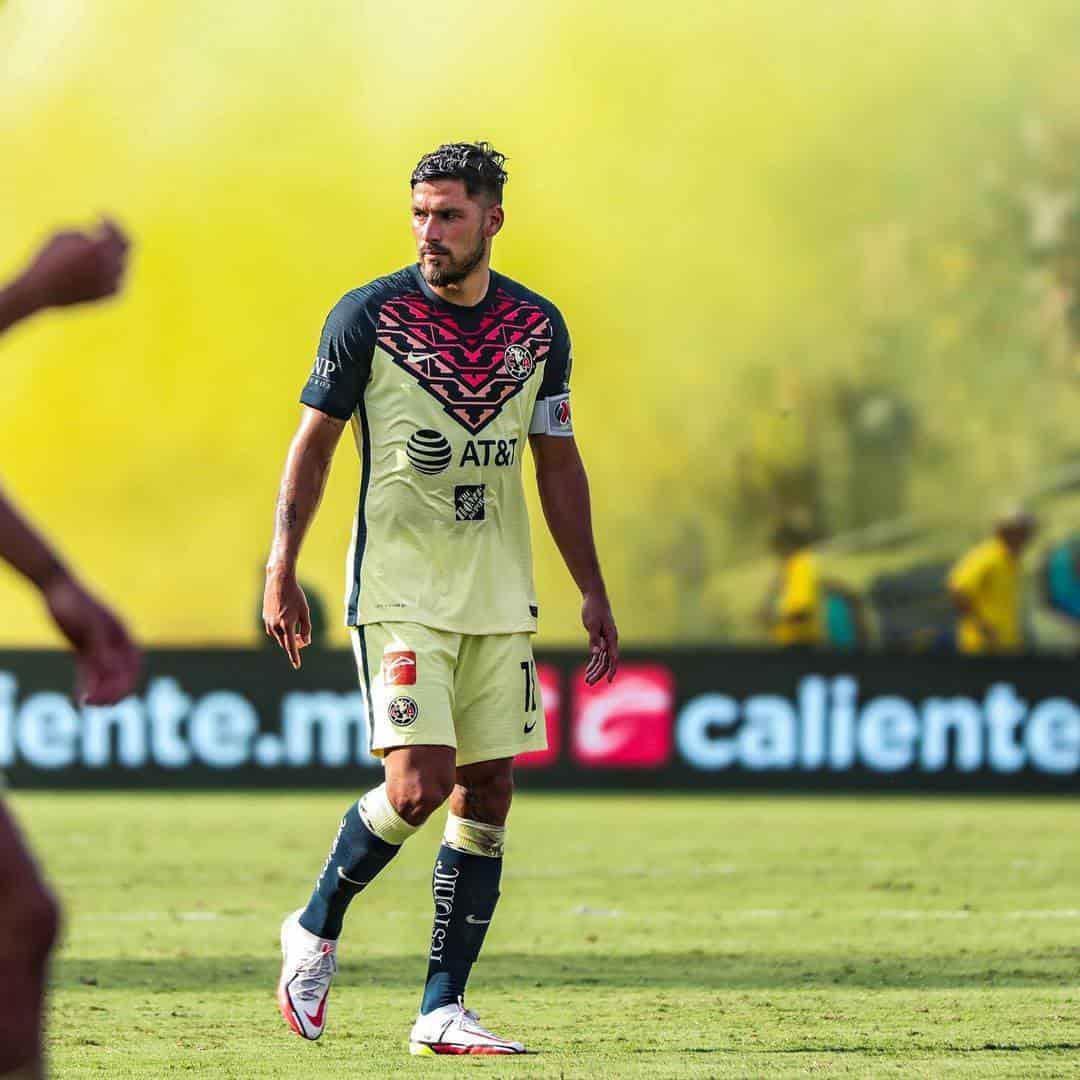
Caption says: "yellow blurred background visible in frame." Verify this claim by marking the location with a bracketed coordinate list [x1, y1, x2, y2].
[5, 0, 1080, 647]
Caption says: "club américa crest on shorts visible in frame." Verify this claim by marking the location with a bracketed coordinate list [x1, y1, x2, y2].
[387, 695, 420, 727]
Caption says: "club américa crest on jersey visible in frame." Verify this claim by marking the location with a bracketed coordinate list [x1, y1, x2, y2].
[387, 695, 420, 727]
[503, 344, 534, 381]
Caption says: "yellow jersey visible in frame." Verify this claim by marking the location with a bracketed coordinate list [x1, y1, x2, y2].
[948, 536, 1022, 653]
[771, 549, 824, 647]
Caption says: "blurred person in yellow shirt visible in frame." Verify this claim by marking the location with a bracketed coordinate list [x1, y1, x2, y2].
[762, 521, 824, 648]
[948, 507, 1037, 654]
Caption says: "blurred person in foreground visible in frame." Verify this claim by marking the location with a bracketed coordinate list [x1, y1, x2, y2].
[760, 520, 824, 648]
[0, 223, 140, 1078]
[264, 142, 618, 1056]
[948, 506, 1037, 654]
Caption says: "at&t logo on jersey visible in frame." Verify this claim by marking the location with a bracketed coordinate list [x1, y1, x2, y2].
[406, 430, 453, 475]
[503, 343, 534, 381]
[387, 696, 419, 727]
[406, 430, 520, 474]
[382, 650, 416, 686]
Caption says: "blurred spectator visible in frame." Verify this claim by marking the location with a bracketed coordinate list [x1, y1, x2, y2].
[760, 520, 823, 648]
[948, 507, 1037, 654]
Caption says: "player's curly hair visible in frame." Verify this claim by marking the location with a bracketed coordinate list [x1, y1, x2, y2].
[410, 141, 508, 203]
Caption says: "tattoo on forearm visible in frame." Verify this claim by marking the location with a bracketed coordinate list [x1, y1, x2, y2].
[277, 497, 298, 531]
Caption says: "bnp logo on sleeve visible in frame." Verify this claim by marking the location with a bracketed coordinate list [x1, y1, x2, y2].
[309, 356, 338, 387]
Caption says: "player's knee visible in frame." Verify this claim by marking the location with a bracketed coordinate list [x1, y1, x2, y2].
[386, 774, 453, 826]
[456, 771, 514, 824]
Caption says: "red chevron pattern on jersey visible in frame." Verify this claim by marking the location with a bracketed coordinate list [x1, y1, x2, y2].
[376, 288, 553, 434]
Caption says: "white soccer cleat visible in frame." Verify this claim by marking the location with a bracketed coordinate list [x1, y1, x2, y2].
[408, 998, 525, 1056]
[277, 909, 337, 1040]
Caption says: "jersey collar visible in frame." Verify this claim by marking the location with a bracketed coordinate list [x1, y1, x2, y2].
[409, 263, 498, 315]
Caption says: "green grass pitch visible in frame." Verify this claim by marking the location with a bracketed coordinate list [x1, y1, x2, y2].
[9, 790, 1080, 1077]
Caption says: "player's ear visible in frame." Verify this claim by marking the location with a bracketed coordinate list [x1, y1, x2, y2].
[485, 203, 504, 239]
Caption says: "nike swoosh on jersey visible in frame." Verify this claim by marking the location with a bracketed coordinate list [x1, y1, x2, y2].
[465, 914, 491, 925]
[523, 719, 537, 734]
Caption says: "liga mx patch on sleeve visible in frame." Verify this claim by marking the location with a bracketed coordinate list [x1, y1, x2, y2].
[529, 393, 573, 436]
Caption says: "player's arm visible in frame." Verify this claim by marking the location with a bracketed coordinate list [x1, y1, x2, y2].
[263, 406, 347, 669]
[0, 488, 139, 704]
[948, 588, 997, 645]
[0, 220, 129, 335]
[775, 567, 816, 632]
[529, 433, 618, 683]
[947, 551, 997, 644]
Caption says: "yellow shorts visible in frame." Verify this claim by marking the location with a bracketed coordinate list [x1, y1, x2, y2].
[351, 622, 547, 767]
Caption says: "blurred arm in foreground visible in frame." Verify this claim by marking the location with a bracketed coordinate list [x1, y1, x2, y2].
[0, 220, 129, 334]
[530, 432, 618, 683]
[0, 218, 137, 1080]
[0, 220, 139, 707]
[263, 406, 347, 669]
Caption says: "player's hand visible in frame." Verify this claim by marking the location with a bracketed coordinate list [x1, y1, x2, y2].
[582, 589, 618, 685]
[42, 574, 141, 705]
[263, 565, 311, 670]
[16, 219, 130, 312]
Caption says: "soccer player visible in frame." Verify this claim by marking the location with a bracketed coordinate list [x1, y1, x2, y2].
[265, 142, 618, 1055]
[948, 506, 1037, 653]
[0, 221, 140, 1079]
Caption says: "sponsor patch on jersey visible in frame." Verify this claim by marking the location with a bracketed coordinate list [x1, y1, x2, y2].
[387, 696, 420, 727]
[382, 650, 417, 686]
[503, 343, 534, 381]
[307, 356, 338, 390]
[455, 484, 486, 521]
[406, 429, 453, 475]
[551, 395, 572, 430]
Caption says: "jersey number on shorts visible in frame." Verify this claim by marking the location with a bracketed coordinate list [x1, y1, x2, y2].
[519, 660, 538, 714]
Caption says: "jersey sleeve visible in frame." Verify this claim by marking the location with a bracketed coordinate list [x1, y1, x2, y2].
[529, 305, 574, 436]
[299, 292, 374, 420]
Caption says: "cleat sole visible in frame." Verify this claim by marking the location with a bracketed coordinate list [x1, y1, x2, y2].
[410, 1041, 522, 1056]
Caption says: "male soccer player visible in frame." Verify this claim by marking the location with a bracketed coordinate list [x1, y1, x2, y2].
[0, 221, 140, 1079]
[265, 142, 618, 1055]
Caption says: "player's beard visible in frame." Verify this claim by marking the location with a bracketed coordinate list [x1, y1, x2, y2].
[421, 231, 487, 288]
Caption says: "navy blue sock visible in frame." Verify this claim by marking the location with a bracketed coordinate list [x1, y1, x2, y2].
[299, 802, 400, 940]
[420, 844, 502, 1014]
